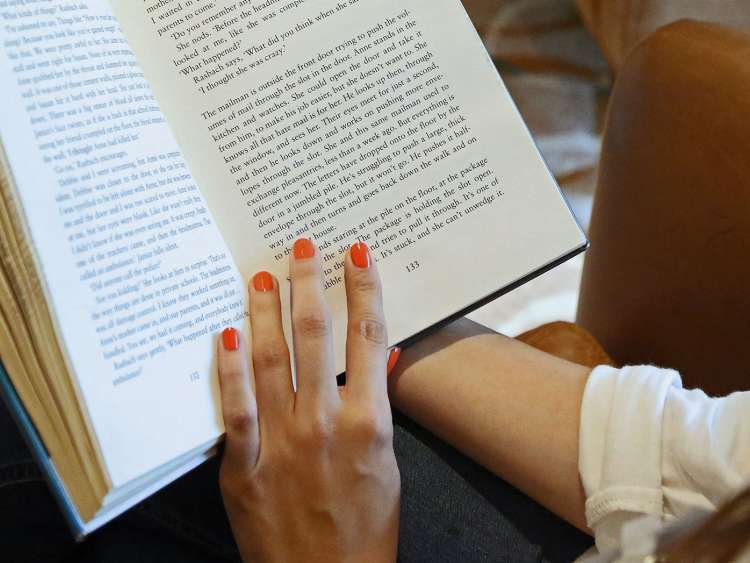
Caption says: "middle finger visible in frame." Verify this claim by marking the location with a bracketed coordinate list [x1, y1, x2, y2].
[289, 238, 339, 412]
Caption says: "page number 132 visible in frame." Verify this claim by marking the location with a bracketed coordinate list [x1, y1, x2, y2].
[406, 260, 421, 273]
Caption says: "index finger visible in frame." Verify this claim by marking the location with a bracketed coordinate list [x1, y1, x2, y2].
[344, 242, 389, 402]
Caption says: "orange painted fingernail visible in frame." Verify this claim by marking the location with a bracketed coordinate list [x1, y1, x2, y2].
[252, 271, 274, 292]
[351, 242, 371, 269]
[293, 238, 315, 260]
[387, 347, 401, 375]
[222, 328, 240, 351]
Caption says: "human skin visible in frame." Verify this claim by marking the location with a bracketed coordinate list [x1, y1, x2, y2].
[216, 239, 400, 563]
[216, 237, 592, 563]
[388, 318, 592, 533]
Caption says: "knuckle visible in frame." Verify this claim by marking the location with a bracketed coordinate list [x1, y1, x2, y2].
[220, 366, 245, 384]
[295, 260, 322, 279]
[351, 273, 381, 297]
[353, 316, 387, 346]
[224, 408, 257, 436]
[293, 309, 332, 339]
[295, 415, 334, 448]
[253, 341, 288, 372]
[347, 408, 393, 446]
[251, 291, 278, 315]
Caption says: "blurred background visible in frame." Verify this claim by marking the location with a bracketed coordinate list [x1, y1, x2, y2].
[461, 0, 749, 335]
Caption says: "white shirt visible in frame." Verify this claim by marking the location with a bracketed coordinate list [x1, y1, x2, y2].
[578, 365, 750, 557]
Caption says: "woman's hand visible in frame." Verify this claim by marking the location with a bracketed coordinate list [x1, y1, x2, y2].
[217, 239, 400, 563]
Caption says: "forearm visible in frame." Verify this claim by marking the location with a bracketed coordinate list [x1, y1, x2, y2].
[389, 319, 591, 533]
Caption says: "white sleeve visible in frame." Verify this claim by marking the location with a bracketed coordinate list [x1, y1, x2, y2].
[662, 385, 750, 515]
[578, 365, 750, 555]
[578, 365, 681, 553]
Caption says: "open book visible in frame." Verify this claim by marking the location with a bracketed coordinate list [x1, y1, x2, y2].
[0, 0, 586, 538]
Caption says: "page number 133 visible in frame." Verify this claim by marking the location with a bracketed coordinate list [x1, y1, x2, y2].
[406, 260, 421, 273]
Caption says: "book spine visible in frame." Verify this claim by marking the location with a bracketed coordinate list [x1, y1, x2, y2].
[0, 362, 87, 541]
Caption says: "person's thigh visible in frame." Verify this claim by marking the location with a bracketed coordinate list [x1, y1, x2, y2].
[394, 412, 592, 562]
[0, 397, 78, 562]
[0, 397, 235, 563]
[0, 399, 590, 562]
[119, 412, 592, 562]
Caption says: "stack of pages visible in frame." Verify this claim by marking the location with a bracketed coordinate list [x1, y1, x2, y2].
[0, 0, 585, 536]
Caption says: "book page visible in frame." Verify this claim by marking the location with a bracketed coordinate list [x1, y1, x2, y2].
[110, 0, 586, 374]
[0, 0, 245, 487]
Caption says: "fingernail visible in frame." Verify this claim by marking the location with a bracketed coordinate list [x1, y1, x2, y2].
[293, 238, 315, 260]
[351, 242, 371, 269]
[222, 328, 240, 351]
[387, 347, 402, 375]
[252, 271, 274, 292]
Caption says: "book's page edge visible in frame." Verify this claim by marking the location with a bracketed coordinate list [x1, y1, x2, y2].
[83, 446, 216, 536]
[0, 361, 218, 539]
[112, 0, 589, 377]
[405, 0, 589, 332]
[454, 0, 587, 243]
[393, 241, 589, 352]
[0, 136, 110, 516]
[0, 362, 86, 541]
[383, 0, 589, 351]
[2, 2, 245, 488]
